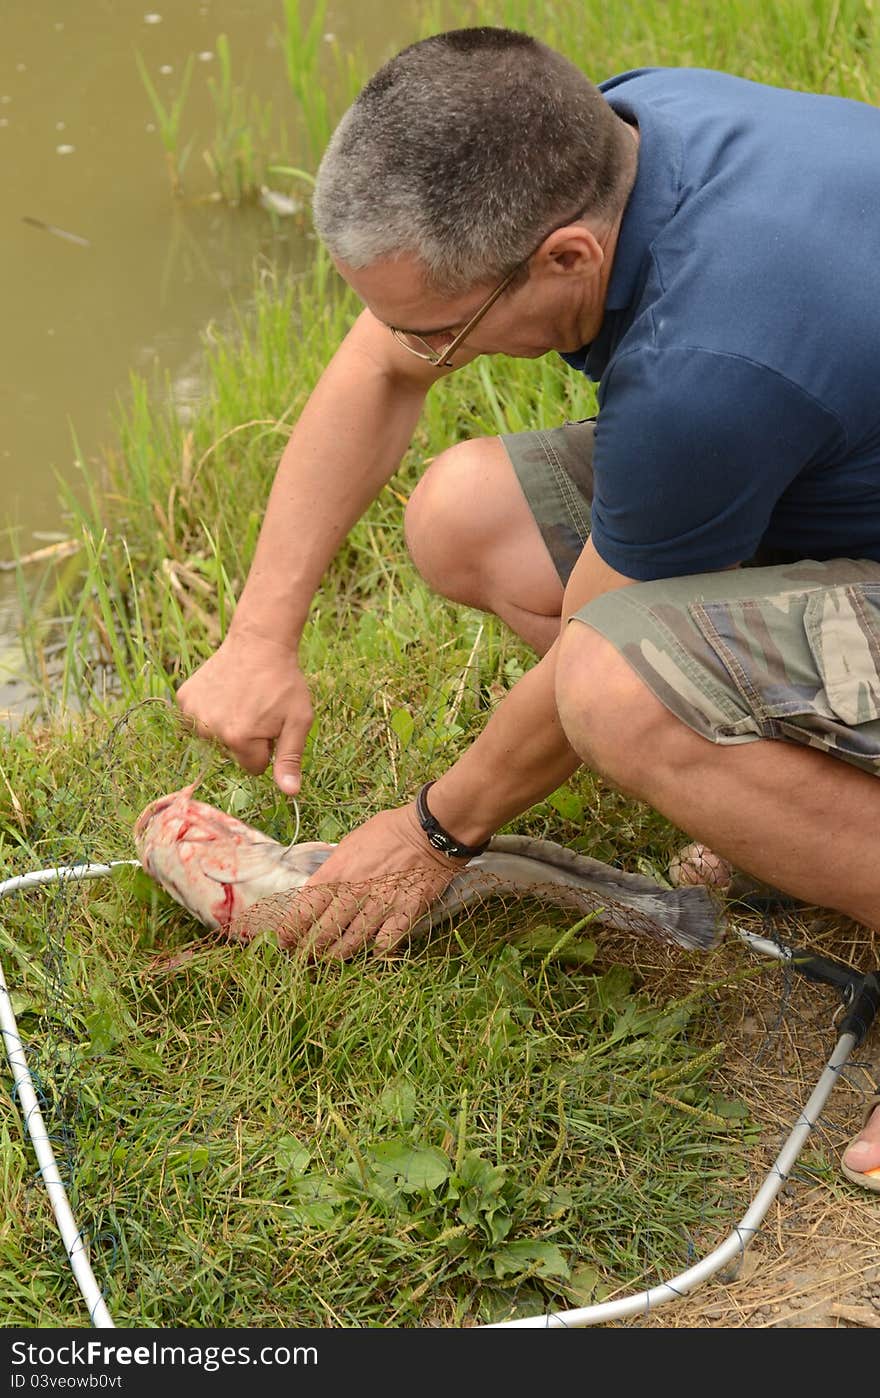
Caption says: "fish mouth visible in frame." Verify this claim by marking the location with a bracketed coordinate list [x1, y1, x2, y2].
[133, 794, 174, 838]
[133, 783, 198, 839]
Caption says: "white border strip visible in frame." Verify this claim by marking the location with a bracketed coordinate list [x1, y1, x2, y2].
[1, 861, 138, 1328]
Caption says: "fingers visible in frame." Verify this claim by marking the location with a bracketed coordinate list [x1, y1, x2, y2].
[273, 712, 309, 796]
[176, 697, 272, 774]
[302, 886, 374, 954]
[226, 735, 273, 775]
[276, 878, 428, 961]
[319, 876, 425, 958]
[275, 884, 337, 949]
[174, 699, 213, 742]
[305, 884, 407, 957]
[174, 642, 313, 786]
[372, 909, 418, 956]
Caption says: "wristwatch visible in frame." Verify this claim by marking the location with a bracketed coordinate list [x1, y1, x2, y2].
[415, 782, 490, 860]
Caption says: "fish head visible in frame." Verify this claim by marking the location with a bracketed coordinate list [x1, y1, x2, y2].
[134, 784, 332, 928]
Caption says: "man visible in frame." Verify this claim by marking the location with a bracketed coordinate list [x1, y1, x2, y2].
[176, 29, 880, 1189]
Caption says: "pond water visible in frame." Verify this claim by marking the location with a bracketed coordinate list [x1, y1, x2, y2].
[0, 0, 411, 710]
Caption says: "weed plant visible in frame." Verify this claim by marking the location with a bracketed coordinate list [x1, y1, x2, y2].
[3, 0, 877, 1329]
[135, 51, 196, 197]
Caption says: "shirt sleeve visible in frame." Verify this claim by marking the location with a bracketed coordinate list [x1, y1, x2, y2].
[589, 345, 843, 579]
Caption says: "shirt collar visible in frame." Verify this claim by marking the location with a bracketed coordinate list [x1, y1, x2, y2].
[601, 85, 684, 312]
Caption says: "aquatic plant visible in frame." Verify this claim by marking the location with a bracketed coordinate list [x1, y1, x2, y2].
[135, 51, 195, 196]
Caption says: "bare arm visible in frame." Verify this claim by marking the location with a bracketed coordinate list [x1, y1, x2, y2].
[231, 308, 452, 640]
[177, 308, 473, 790]
[294, 539, 639, 957]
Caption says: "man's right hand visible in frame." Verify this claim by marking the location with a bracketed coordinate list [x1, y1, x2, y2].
[175, 628, 314, 794]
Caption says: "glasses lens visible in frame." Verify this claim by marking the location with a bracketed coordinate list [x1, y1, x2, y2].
[401, 333, 435, 356]
[391, 328, 457, 364]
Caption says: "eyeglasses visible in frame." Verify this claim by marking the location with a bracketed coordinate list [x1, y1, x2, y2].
[389, 261, 522, 368]
[388, 205, 590, 369]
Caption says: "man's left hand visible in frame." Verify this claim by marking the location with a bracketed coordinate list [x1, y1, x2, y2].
[279, 803, 466, 958]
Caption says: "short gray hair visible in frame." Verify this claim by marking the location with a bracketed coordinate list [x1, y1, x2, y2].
[312, 28, 635, 294]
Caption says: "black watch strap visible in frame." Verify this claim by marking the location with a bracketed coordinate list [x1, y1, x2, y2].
[415, 782, 490, 860]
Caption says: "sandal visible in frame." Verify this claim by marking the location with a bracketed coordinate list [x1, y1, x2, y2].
[840, 1094, 880, 1192]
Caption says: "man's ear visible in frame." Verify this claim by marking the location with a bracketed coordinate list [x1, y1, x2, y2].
[542, 225, 604, 277]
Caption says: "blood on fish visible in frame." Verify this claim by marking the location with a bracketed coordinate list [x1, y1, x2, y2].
[214, 882, 236, 926]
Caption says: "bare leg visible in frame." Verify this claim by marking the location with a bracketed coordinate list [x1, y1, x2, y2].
[556, 622, 880, 922]
[405, 436, 564, 655]
[555, 622, 880, 1175]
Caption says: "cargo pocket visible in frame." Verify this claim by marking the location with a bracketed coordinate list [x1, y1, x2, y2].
[802, 584, 880, 725]
[688, 584, 880, 771]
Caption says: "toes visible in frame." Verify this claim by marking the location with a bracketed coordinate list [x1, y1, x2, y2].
[843, 1139, 880, 1171]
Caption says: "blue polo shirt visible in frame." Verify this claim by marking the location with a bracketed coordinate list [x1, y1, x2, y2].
[561, 68, 880, 579]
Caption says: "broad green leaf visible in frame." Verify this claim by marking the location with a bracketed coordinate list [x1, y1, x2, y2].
[84, 1009, 123, 1056]
[369, 1140, 450, 1193]
[566, 1262, 611, 1305]
[492, 1240, 570, 1281]
[703, 1094, 751, 1120]
[228, 786, 251, 814]
[287, 1200, 341, 1229]
[128, 1047, 165, 1077]
[377, 1077, 417, 1127]
[512, 926, 598, 965]
[457, 1152, 508, 1199]
[168, 1146, 210, 1174]
[275, 1135, 312, 1175]
[546, 788, 584, 822]
[286, 1173, 344, 1227]
[10, 993, 41, 1017]
[543, 1187, 574, 1220]
[390, 708, 414, 748]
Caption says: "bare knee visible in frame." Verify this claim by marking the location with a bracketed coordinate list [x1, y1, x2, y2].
[404, 438, 495, 604]
[404, 437, 565, 633]
[555, 621, 696, 791]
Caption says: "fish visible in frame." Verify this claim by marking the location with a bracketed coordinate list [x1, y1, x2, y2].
[22, 215, 91, 247]
[134, 785, 726, 952]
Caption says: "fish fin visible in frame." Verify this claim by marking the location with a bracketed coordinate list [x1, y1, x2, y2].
[484, 836, 669, 895]
[195, 839, 299, 891]
[198, 839, 337, 892]
[278, 840, 337, 883]
[635, 887, 726, 950]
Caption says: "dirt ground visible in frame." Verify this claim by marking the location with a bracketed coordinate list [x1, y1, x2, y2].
[604, 903, 880, 1329]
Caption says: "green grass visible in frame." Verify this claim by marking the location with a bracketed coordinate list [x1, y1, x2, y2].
[0, 716, 758, 1325]
[3, 0, 875, 1328]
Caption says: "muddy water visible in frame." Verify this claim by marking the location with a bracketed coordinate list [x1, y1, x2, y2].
[0, 0, 412, 709]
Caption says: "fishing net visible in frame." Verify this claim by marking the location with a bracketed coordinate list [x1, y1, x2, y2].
[224, 867, 718, 955]
[1, 690, 878, 1329]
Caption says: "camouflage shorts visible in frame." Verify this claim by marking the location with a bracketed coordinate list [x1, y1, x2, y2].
[501, 419, 880, 775]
